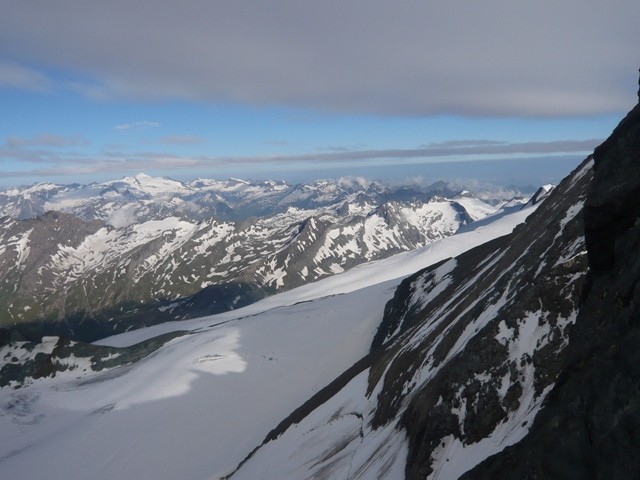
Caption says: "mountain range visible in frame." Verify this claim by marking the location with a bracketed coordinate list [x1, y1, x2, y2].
[0, 176, 530, 341]
[0, 174, 526, 224]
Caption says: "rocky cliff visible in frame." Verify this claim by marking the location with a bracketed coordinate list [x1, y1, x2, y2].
[459, 102, 640, 480]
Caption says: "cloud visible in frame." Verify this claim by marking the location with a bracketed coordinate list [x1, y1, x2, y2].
[1, 1, 638, 116]
[0, 134, 90, 166]
[219, 139, 602, 165]
[0, 61, 51, 92]
[4, 134, 89, 148]
[0, 138, 601, 181]
[337, 176, 370, 189]
[114, 121, 161, 130]
[414, 139, 601, 157]
[421, 140, 507, 149]
[156, 135, 204, 145]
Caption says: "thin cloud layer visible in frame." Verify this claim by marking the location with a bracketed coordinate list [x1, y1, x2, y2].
[156, 135, 204, 145]
[1, 1, 638, 116]
[114, 121, 161, 131]
[0, 61, 51, 92]
[4, 134, 88, 148]
[219, 139, 602, 164]
[0, 137, 601, 180]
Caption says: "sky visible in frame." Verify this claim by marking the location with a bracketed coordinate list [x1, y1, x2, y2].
[1, 1, 639, 189]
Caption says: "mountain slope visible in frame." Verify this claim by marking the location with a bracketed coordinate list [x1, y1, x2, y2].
[4, 105, 632, 480]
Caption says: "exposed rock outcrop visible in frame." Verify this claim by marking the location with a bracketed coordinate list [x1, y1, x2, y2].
[461, 104, 640, 479]
[376, 157, 592, 480]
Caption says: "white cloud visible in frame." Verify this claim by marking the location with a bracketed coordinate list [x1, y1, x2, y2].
[108, 204, 137, 228]
[0, 138, 602, 181]
[337, 176, 370, 189]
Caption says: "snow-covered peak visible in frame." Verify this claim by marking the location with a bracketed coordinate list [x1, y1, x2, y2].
[1, 182, 60, 197]
[0, 174, 529, 226]
[524, 183, 556, 207]
[109, 173, 191, 196]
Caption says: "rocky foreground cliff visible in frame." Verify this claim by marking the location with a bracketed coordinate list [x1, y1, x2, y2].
[458, 101, 640, 480]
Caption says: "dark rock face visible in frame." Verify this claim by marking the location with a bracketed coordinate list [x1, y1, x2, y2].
[460, 104, 640, 479]
[584, 104, 640, 271]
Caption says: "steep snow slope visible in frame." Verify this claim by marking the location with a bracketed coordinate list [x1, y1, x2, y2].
[0, 199, 539, 480]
